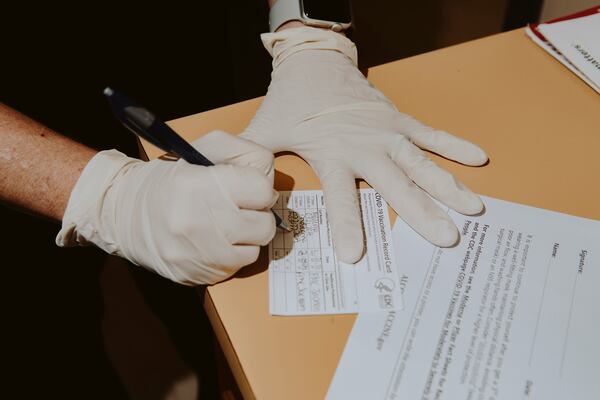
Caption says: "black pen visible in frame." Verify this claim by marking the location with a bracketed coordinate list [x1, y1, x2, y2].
[103, 87, 289, 232]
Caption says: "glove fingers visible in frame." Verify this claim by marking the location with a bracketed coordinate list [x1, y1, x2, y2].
[362, 156, 459, 247]
[395, 115, 488, 166]
[315, 164, 364, 264]
[390, 136, 484, 215]
[226, 209, 276, 246]
[211, 165, 279, 211]
[191, 130, 275, 181]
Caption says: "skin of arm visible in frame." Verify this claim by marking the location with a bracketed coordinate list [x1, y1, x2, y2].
[0, 103, 96, 222]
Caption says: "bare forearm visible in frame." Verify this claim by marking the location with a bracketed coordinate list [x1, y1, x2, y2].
[0, 103, 96, 221]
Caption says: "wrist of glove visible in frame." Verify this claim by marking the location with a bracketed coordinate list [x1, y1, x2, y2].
[243, 27, 488, 264]
[57, 131, 278, 285]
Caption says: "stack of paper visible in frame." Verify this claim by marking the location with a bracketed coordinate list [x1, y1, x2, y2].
[526, 6, 600, 94]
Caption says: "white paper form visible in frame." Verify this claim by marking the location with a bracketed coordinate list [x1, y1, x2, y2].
[269, 189, 403, 316]
[328, 196, 600, 400]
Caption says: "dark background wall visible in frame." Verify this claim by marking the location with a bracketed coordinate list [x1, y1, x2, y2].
[2, 1, 511, 146]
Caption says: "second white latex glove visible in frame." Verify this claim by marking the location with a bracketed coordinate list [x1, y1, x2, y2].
[243, 27, 488, 264]
[56, 131, 277, 285]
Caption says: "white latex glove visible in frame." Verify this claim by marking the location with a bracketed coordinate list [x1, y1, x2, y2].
[242, 27, 488, 264]
[56, 131, 278, 285]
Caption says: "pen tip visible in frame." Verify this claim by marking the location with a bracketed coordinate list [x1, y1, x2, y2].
[103, 87, 114, 97]
[279, 221, 292, 232]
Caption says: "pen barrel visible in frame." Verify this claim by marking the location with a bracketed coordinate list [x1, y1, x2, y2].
[147, 121, 214, 167]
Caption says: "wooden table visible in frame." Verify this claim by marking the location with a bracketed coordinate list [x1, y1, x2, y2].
[139, 29, 600, 399]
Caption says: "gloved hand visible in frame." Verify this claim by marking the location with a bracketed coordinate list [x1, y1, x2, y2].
[56, 130, 278, 285]
[242, 27, 488, 264]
